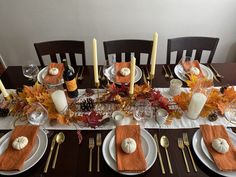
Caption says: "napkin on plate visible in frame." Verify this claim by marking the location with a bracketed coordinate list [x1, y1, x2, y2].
[43, 63, 64, 85]
[115, 125, 147, 172]
[200, 124, 236, 171]
[0, 125, 39, 171]
[115, 62, 131, 83]
[182, 60, 204, 78]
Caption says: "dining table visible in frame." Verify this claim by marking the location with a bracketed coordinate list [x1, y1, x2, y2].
[0, 63, 236, 177]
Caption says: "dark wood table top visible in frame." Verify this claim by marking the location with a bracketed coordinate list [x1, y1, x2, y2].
[1, 63, 236, 177]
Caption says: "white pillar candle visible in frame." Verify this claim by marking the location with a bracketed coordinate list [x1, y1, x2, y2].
[187, 92, 207, 120]
[150, 32, 158, 76]
[129, 56, 136, 95]
[51, 90, 68, 114]
[92, 38, 99, 84]
[0, 80, 9, 98]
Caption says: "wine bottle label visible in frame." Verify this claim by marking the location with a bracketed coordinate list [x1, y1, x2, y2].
[65, 79, 77, 92]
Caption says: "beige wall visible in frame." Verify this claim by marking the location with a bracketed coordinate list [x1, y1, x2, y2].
[0, 0, 236, 66]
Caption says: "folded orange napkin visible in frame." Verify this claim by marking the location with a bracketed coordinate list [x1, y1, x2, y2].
[182, 60, 204, 78]
[0, 125, 39, 171]
[115, 62, 131, 83]
[115, 125, 147, 172]
[44, 63, 64, 84]
[200, 124, 236, 171]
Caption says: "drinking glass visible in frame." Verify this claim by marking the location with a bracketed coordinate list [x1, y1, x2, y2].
[22, 64, 39, 81]
[27, 102, 48, 125]
[133, 99, 153, 125]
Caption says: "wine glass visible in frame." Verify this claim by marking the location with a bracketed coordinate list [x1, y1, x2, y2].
[22, 64, 39, 81]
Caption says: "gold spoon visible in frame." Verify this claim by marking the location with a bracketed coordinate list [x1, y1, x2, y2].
[52, 132, 65, 169]
[160, 136, 173, 174]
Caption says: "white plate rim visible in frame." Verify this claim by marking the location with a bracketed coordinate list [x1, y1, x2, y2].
[102, 128, 157, 175]
[192, 129, 236, 177]
[174, 64, 213, 82]
[0, 129, 48, 175]
[104, 65, 142, 84]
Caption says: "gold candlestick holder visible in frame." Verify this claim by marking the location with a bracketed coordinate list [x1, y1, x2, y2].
[95, 82, 100, 103]
[149, 74, 154, 88]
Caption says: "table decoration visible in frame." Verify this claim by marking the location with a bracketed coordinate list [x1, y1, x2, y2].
[129, 56, 136, 95]
[0, 80, 10, 100]
[150, 32, 158, 76]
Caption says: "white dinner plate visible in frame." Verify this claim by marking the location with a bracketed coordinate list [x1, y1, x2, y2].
[104, 65, 142, 84]
[192, 129, 236, 177]
[108, 134, 149, 161]
[174, 64, 213, 82]
[102, 128, 157, 175]
[0, 129, 48, 176]
[37, 65, 74, 86]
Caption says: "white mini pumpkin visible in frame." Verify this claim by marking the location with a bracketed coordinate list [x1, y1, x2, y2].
[212, 138, 229, 154]
[190, 67, 200, 75]
[49, 67, 59, 75]
[120, 67, 130, 76]
[12, 136, 29, 150]
[121, 138, 137, 154]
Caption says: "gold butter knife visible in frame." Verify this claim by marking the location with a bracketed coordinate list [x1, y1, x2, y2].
[154, 134, 165, 174]
[44, 134, 57, 173]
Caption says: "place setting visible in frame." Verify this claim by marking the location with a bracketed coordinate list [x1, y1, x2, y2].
[102, 124, 157, 175]
[174, 57, 214, 82]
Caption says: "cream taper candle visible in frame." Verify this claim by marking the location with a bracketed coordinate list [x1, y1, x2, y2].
[150, 32, 158, 76]
[92, 38, 99, 84]
[0, 80, 9, 98]
[129, 56, 136, 95]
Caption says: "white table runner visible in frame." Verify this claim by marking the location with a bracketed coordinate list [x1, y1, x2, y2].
[0, 88, 235, 130]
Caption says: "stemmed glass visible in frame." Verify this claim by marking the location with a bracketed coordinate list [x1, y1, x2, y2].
[22, 64, 39, 81]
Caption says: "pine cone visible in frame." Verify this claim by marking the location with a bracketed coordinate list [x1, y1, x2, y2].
[80, 98, 95, 112]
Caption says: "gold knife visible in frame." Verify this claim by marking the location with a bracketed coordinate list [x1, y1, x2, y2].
[154, 134, 165, 174]
[44, 134, 57, 173]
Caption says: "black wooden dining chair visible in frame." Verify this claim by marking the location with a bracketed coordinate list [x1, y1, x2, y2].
[34, 40, 86, 67]
[103, 40, 153, 66]
[166, 37, 219, 64]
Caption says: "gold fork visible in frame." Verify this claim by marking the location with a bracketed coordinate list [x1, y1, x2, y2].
[183, 133, 197, 172]
[96, 133, 102, 172]
[89, 138, 95, 172]
[209, 64, 224, 78]
[162, 65, 169, 79]
[78, 66, 85, 80]
[178, 138, 190, 173]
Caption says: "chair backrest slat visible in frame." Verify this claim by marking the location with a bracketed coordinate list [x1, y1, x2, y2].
[59, 53, 66, 61]
[34, 40, 86, 67]
[195, 50, 203, 60]
[103, 39, 153, 65]
[166, 37, 219, 64]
